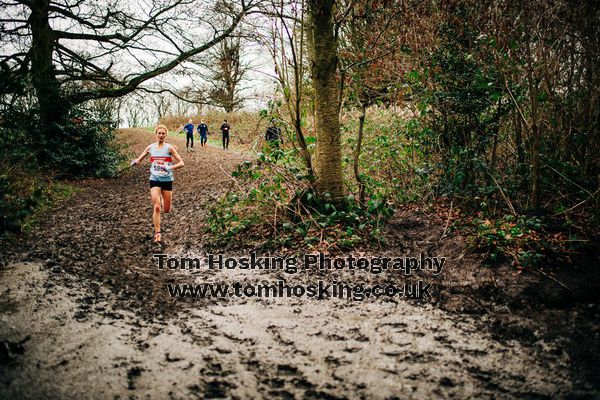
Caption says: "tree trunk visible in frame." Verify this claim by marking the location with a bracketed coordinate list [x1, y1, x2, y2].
[29, 0, 69, 162]
[526, 36, 541, 211]
[514, 109, 525, 166]
[354, 101, 366, 204]
[307, 0, 345, 202]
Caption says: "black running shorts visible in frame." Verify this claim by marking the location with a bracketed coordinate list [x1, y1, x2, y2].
[149, 180, 173, 191]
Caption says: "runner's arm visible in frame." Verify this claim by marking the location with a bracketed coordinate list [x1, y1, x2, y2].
[131, 145, 151, 166]
[169, 146, 185, 170]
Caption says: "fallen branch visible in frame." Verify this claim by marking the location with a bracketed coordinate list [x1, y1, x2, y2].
[218, 163, 244, 192]
[488, 172, 517, 216]
[532, 267, 573, 294]
[440, 200, 453, 241]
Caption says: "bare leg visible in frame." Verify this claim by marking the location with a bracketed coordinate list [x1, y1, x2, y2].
[151, 187, 162, 241]
[162, 189, 172, 213]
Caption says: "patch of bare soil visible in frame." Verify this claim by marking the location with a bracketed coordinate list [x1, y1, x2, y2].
[0, 128, 598, 399]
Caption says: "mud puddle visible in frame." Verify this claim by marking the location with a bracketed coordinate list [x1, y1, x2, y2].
[0, 261, 578, 399]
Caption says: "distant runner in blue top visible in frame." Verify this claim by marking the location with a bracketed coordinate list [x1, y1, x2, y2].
[130, 125, 184, 243]
[197, 120, 209, 147]
[183, 119, 194, 151]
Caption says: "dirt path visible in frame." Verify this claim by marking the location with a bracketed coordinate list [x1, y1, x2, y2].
[1, 129, 598, 399]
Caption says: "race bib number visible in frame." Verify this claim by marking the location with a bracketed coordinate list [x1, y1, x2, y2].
[150, 156, 172, 177]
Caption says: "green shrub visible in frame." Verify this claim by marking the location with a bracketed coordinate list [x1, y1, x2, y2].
[0, 174, 42, 235]
[39, 106, 125, 178]
[206, 145, 394, 249]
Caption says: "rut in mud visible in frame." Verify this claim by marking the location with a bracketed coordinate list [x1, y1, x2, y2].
[1, 129, 599, 399]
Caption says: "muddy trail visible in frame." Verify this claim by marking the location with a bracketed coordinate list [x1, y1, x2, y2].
[1, 129, 599, 399]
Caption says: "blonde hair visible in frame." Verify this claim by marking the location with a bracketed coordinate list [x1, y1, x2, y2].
[154, 124, 168, 134]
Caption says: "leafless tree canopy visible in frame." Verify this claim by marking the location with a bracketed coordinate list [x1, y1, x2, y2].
[194, 35, 251, 112]
[0, 0, 258, 108]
